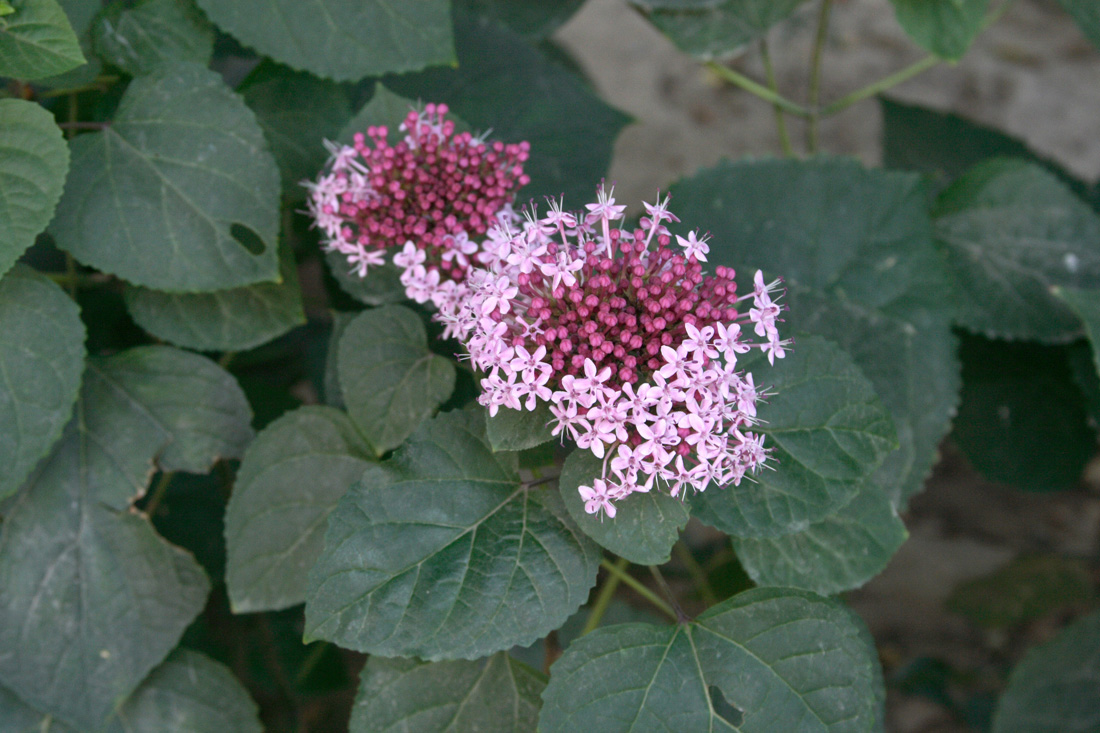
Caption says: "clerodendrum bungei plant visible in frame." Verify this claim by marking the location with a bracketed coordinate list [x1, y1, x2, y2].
[1, 0, 1098, 731]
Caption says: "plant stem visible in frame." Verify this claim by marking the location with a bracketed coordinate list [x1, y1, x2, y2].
[806, 0, 833, 153]
[704, 61, 812, 119]
[649, 565, 690, 623]
[218, 351, 236, 369]
[673, 541, 718, 607]
[144, 472, 175, 517]
[37, 76, 119, 99]
[820, 54, 939, 116]
[599, 557, 677, 621]
[583, 556, 629, 635]
[57, 121, 110, 131]
[760, 38, 794, 156]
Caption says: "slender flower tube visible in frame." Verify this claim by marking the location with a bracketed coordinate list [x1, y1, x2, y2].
[441, 185, 791, 517]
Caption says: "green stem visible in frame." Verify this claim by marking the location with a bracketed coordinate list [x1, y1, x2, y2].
[583, 556, 629, 635]
[760, 39, 794, 157]
[806, 0, 833, 153]
[144, 472, 175, 517]
[218, 351, 236, 370]
[704, 61, 813, 119]
[820, 54, 939, 116]
[649, 565, 690, 623]
[599, 557, 677, 621]
[673, 541, 718, 608]
[37, 76, 119, 99]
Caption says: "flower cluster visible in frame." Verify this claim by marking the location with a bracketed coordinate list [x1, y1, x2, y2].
[441, 186, 789, 517]
[305, 103, 530, 305]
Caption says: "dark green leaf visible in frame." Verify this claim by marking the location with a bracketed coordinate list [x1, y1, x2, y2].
[1057, 0, 1100, 48]
[241, 63, 353, 201]
[91, 0, 214, 76]
[887, 0, 989, 60]
[992, 609, 1100, 733]
[486, 401, 555, 452]
[323, 311, 356, 409]
[225, 406, 374, 613]
[540, 587, 879, 732]
[0, 265, 84, 501]
[337, 305, 455, 455]
[0, 0, 85, 79]
[50, 62, 281, 292]
[1055, 287, 1100, 377]
[733, 480, 908, 595]
[305, 409, 600, 659]
[387, 12, 631, 206]
[558, 449, 689, 565]
[671, 157, 961, 507]
[692, 336, 897, 538]
[948, 554, 1093, 630]
[0, 99, 69, 278]
[457, 0, 585, 40]
[338, 82, 419, 147]
[634, 0, 808, 60]
[350, 653, 545, 732]
[934, 158, 1100, 342]
[193, 0, 455, 81]
[952, 334, 1094, 492]
[124, 242, 305, 351]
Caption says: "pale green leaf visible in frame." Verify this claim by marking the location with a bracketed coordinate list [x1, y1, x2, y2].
[540, 587, 879, 732]
[485, 402, 555, 453]
[350, 653, 545, 732]
[0, 265, 84, 501]
[193, 0, 455, 81]
[634, 0, 808, 60]
[0, 0, 85, 79]
[305, 409, 600, 660]
[0, 99, 69, 278]
[50, 62, 281, 292]
[888, 0, 989, 60]
[558, 449, 689, 566]
[91, 0, 214, 76]
[337, 305, 455, 455]
[225, 406, 374, 613]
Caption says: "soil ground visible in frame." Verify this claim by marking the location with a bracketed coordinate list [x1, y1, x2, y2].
[554, 2, 1100, 730]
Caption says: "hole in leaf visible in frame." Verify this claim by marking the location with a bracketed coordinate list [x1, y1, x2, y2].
[708, 685, 743, 727]
[231, 223, 267, 256]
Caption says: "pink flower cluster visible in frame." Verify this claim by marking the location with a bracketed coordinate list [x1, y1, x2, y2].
[439, 186, 790, 517]
[305, 103, 530, 304]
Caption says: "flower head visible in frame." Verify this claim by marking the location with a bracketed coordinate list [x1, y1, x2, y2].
[306, 103, 530, 305]
[443, 186, 790, 516]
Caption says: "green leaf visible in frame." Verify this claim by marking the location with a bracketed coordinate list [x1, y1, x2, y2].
[992, 609, 1100, 733]
[934, 158, 1100, 342]
[948, 554, 1093, 630]
[305, 409, 600, 660]
[540, 587, 879, 732]
[50, 62, 281, 293]
[888, 0, 989, 60]
[338, 82, 419, 147]
[1055, 287, 1100, 378]
[0, 98, 70, 278]
[692, 336, 897, 538]
[241, 62, 353, 201]
[0, 0, 85, 79]
[91, 0, 214, 76]
[337, 305, 456, 455]
[322, 311, 355, 409]
[485, 401, 555, 452]
[225, 406, 374, 613]
[193, 0, 454, 81]
[124, 242, 305, 352]
[558, 449, 689, 565]
[633, 0, 808, 60]
[952, 334, 1094, 493]
[732, 480, 908, 595]
[457, 0, 585, 40]
[350, 653, 545, 732]
[0, 265, 84, 501]
[671, 157, 960, 507]
[34, 0, 102, 88]
[387, 12, 631, 207]
[1057, 0, 1100, 49]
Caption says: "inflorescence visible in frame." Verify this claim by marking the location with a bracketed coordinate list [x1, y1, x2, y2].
[440, 185, 790, 518]
[305, 103, 530, 305]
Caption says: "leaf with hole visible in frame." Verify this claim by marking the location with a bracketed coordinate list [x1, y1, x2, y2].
[540, 587, 879, 732]
[0, 265, 85, 502]
[305, 409, 600, 660]
[49, 62, 280, 292]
